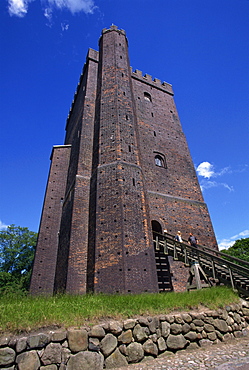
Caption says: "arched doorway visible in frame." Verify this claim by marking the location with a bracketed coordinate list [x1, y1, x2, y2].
[151, 220, 162, 234]
[152, 221, 173, 292]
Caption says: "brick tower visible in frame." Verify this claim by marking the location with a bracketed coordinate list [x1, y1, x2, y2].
[30, 25, 217, 295]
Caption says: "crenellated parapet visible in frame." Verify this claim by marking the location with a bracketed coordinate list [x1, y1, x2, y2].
[131, 68, 174, 95]
[101, 24, 126, 36]
[66, 48, 99, 129]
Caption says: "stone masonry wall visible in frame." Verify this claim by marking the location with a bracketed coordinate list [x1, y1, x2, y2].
[0, 301, 249, 369]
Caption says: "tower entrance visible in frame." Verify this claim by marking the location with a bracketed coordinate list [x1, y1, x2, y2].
[152, 221, 173, 292]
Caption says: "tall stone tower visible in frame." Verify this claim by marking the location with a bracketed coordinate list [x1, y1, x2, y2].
[30, 25, 217, 295]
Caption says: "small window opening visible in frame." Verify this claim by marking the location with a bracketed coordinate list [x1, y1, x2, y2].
[144, 92, 152, 102]
[155, 155, 163, 167]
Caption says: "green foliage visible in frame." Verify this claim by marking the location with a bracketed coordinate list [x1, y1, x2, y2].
[0, 286, 239, 333]
[0, 225, 37, 293]
[221, 238, 249, 262]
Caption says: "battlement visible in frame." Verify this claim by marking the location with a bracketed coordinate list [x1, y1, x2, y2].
[131, 68, 174, 95]
[101, 24, 126, 36]
[66, 48, 99, 129]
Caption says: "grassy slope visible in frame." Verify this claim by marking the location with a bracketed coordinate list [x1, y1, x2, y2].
[0, 286, 240, 334]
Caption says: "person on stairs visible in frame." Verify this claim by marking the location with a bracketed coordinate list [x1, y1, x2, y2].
[188, 233, 198, 248]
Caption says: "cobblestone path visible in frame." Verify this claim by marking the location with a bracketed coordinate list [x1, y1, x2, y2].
[115, 335, 249, 370]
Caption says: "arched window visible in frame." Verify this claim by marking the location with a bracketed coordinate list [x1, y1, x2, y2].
[144, 92, 152, 102]
[154, 152, 167, 168]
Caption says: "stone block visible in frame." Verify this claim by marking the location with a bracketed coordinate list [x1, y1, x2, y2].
[41, 342, 62, 365]
[89, 325, 105, 338]
[100, 333, 117, 357]
[170, 323, 182, 334]
[105, 348, 128, 369]
[161, 321, 170, 337]
[166, 334, 187, 350]
[16, 350, 40, 370]
[133, 324, 149, 342]
[213, 319, 229, 333]
[118, 330, 133, 344]
[123, 319, 136, 329]
[27, 334, 50, 349]
[67, 329, 88, 352]
[51, 331, 67, 342]
[16, 337, 27, 353]
[0, 347, 15, 366]
[126, 342, 144, 363]
[184, 331, 197, 341]
[108, 321, 123, 335]
[66, 351, 104, 370]
[143, 339, 158, 356]
[157, 337, 167, 352]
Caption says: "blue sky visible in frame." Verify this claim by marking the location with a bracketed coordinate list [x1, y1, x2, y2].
[0, 0, 248, 250]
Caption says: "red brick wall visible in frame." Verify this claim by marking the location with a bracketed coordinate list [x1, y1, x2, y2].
[31, 26, 217, 296]
[54, 50, 99, 294]
[30, 145, 71, 294]
[91, 26, 158, 293]
[131, 73, 216, 249]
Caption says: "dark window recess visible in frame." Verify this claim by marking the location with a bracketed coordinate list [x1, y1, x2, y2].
[154, 152, 167, 168]
[144, 92, 152, 102]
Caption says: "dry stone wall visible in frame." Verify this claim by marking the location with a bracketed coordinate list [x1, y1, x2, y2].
[0, 301, 249, 369]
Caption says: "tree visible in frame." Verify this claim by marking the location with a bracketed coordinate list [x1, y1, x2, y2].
[221, 238, 249, 263]
[0, 225, 37, 292]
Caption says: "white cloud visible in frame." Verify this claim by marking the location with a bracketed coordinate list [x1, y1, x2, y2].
[196, 162, 231, 179]
[218, 229, 249, 250]
[7, 0, 97, 17]
[218, 238, 235, 250]
[61, 22, 69, 31]
[47, 0, 96, 14]
[196, 161, 233, 192]
[0, 221, 9, 230]
[200, 180, 234, 192]
[196, 162, 214, 179]
[44, 6, 53, 23]
[231, 229, 249, 240]
[8, 0, 30, 17]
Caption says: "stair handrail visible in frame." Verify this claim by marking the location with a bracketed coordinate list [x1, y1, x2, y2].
[153, 231, 249, 270]
[153, 231, 249, 296]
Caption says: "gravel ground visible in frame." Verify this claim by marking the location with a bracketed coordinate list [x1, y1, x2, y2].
[115, 335, 249, 370]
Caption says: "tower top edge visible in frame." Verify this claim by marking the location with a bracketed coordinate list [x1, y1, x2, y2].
[101, 24, 126, 36]
[131, 68, 174, 95]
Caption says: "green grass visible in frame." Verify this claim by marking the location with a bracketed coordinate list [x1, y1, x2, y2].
[0, 286, 239, 334]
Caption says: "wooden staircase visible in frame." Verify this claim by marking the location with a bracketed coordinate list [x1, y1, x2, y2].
[153, 232, 249, 297]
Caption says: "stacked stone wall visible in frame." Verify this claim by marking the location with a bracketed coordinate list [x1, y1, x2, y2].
[1, 301, 248, 369]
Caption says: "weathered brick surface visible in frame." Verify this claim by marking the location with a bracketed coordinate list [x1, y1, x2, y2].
[30, 145, 71, 295]
[31, 25, 217, 295]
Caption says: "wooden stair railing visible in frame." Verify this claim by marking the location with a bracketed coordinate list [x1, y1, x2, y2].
[153, 232, 249, 297]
